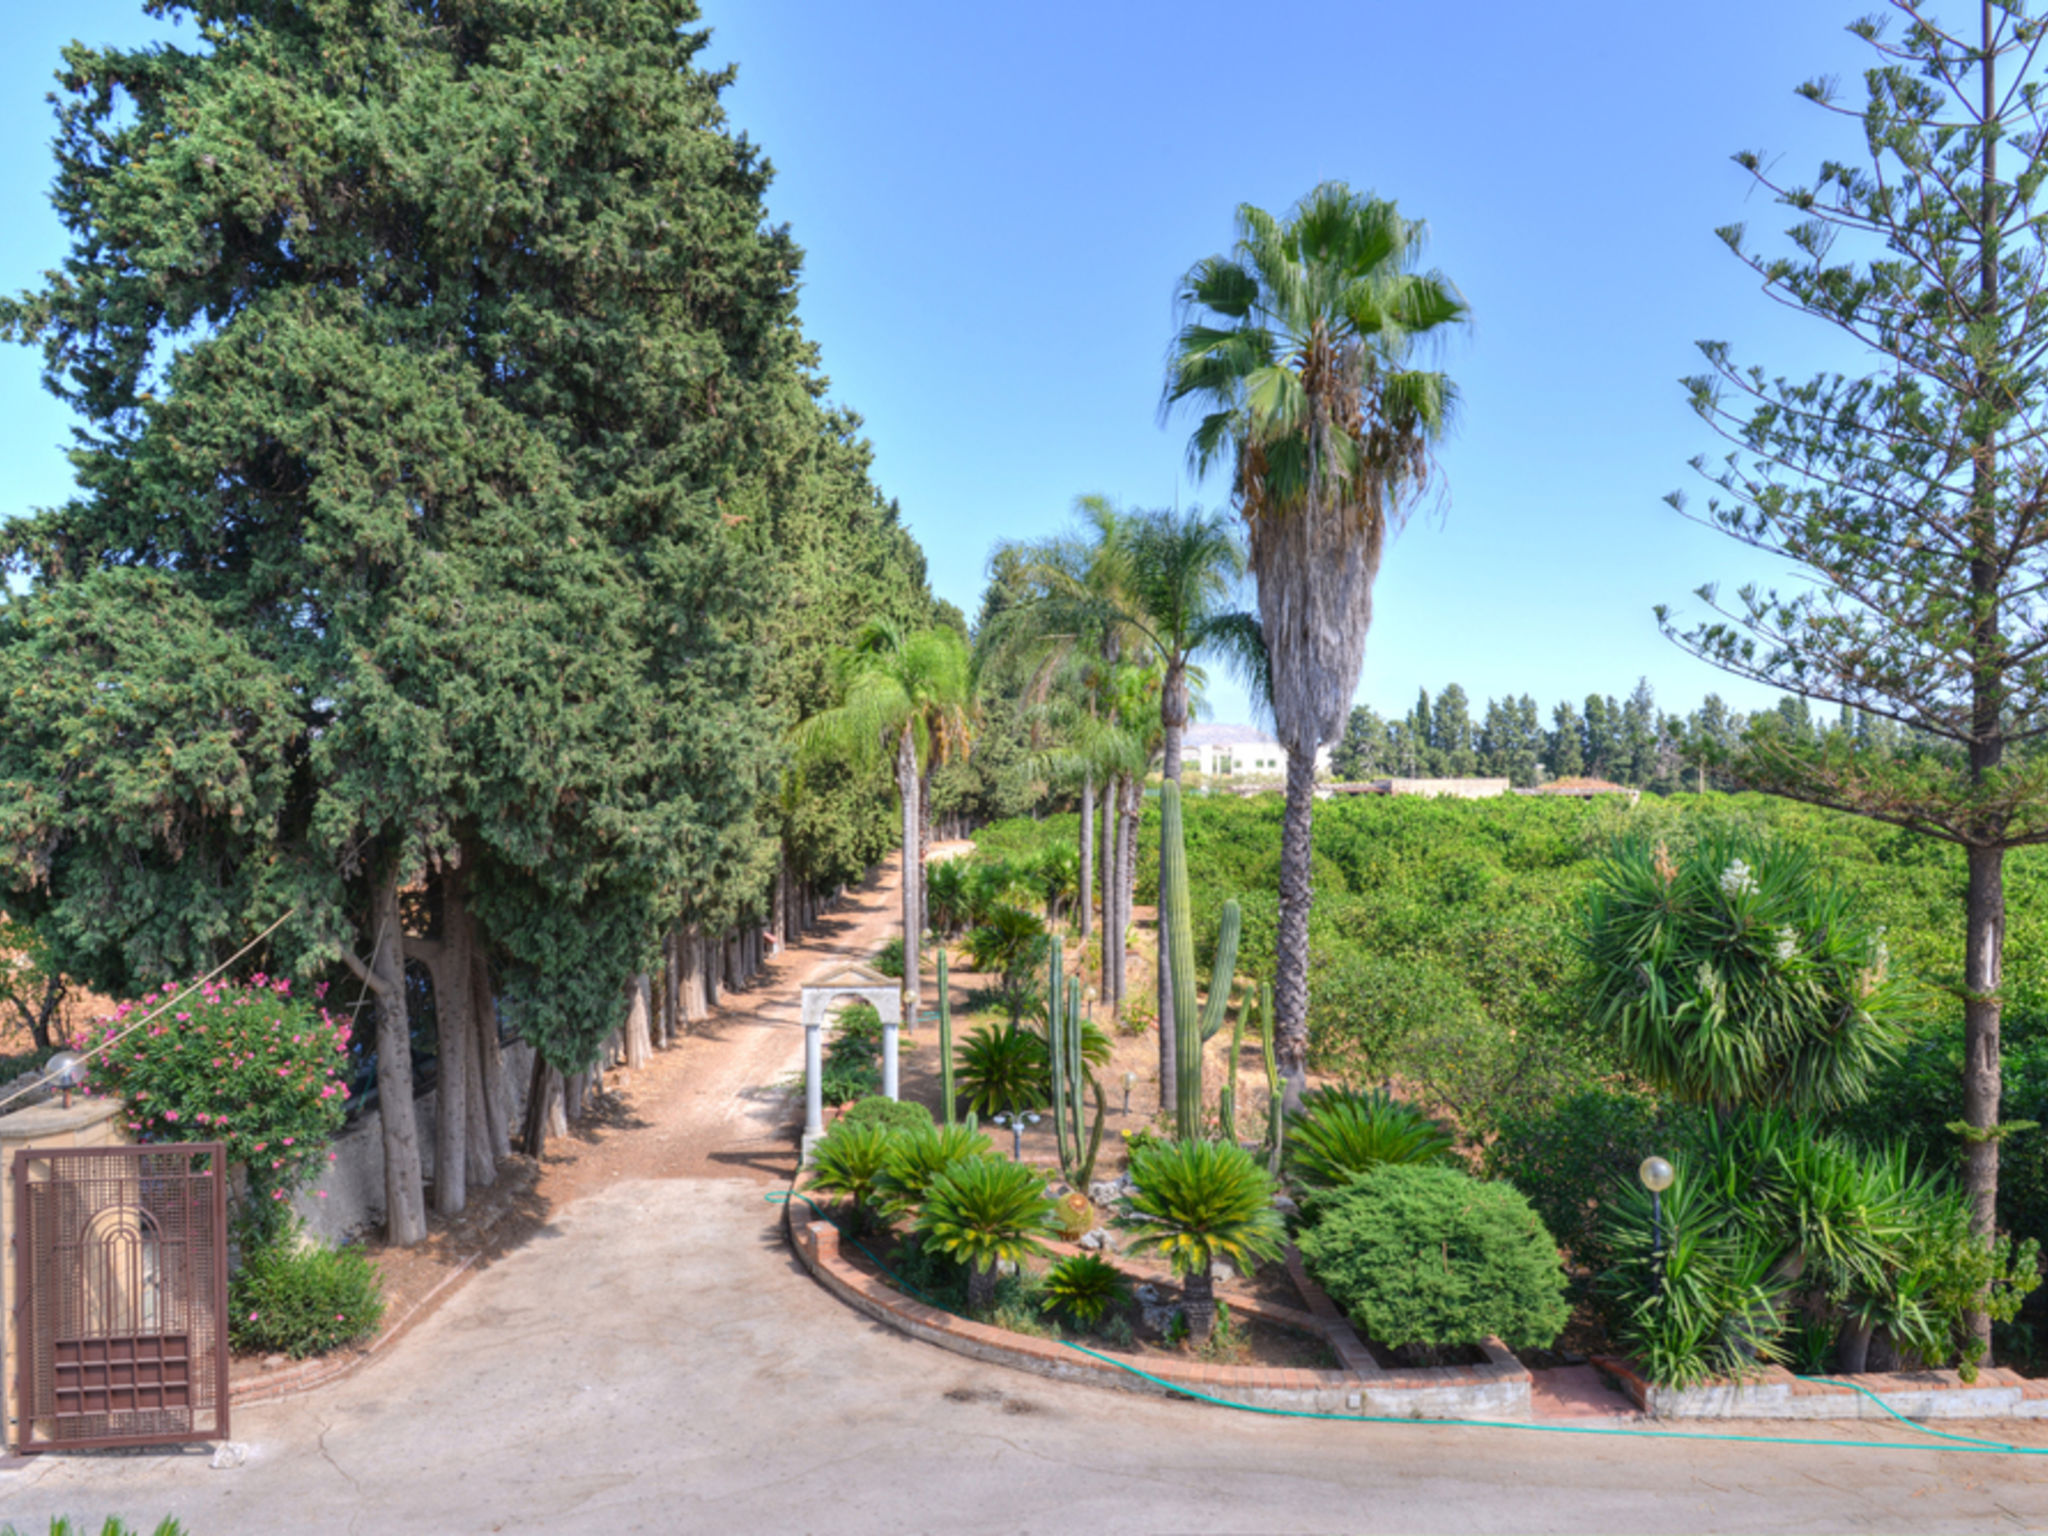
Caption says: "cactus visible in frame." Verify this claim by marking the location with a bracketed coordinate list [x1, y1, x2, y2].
[1220, 981, 1249, 1144]
[1259, 979, 1284, 1176]
[939, 948, 956, 1127]
[1199, 901, 1242, 1044]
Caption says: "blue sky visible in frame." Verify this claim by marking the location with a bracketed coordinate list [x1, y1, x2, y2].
[2, 1, 1882, 729]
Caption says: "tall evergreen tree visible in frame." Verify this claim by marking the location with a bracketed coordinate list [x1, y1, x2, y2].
[1667, 0, 2048, 1348]
[1331, 704, 1389, 781]
[1548, 700, 1587, 778]
[1431, 683, 1477, 776]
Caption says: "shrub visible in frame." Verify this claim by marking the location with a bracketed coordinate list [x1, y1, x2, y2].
[229, 1230, 386, 1359]
[872, 937, 906, 979]
[1483, 1087, 1707, 1273]
[963, 905, 1051, 994]
[954, 1022, 1048, 1119]
[807, 1120, 899, 1232]
[916, 1155, 1058, 1312]
[1040, 1253, 1130, 1327]
[1296, 1165, 1570, 1354]
[1120, 1139, 1285, 1341]
[839, 1095, 932, 1136]
[1285, 1088, 1456, 1204]
[81, 975, 351, 1255]
[820, 1002, 887, 1105]
[874, 1122, 995, 1220]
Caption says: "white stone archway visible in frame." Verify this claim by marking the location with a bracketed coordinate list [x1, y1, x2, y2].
[798, 961, 904, 1162]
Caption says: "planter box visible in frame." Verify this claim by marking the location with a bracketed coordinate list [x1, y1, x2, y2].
[1594, 1355, 2048, 1421]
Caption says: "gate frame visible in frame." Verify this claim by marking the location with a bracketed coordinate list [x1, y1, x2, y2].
[12, 1141, 232, 1454]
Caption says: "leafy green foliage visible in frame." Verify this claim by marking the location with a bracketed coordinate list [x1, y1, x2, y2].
[83, 977, 350, 1255]
[963, 906, 1051, 995]
[874, 1123, 995, 1221]
[837, 1095, 933, 1137]
[1582, 834, 1910, 1114]
[1120, 1139, 1285, 1281]
[1039, 1253, 1132, 1327]
[1297, 1166, 1570, 1353]
[1284, 1088, 1456, 1204]
[806, 1121, 899, 1230]
[871, 938, 906, 979]
[1484, 1088, 1709, 1273]
[954, 1023, 1049, 1119]
[915, 1157, 1058, 1310]
[3, 1519, 187, 1536]
[230, 1231, 386, 1359]
[819, 1003, 886, 1106]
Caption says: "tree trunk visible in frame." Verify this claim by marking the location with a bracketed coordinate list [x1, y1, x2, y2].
[661, 929, 680, 1045]
[1158, 686, 1185, 1113]
[349, 875, 427, 1247]
[1102, 772, 1118, 1012]
[1181, 1264, 1217, 1342]
[564, 1066, 587, 1123]
[460, 959, 497, 1192]
[624, 973, 654, 1070]
[420, 874, 476, 1220]
[1963, 841, 2004, 1355]
[472, 948, 510, 1168]
[918, 765, 934, 940]
[1273, 745, 1317, 1109]
[519, 1051, 556, 1157]
[967, 1260, 998, 1315]
[1121, 772, 1140, 1014]
[898, 724, 923, 1020]
[1837, 1318, 1873, 1375]
[704, 928, 721, 1010]
[678, 924, 706, 1023]
[1079, 771, 1094, 941]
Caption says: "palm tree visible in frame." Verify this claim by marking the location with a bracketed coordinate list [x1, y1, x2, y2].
[917, 1154, 1059, 1312]
[1120, 1138, 1285, 1342]
[1165, 182, 1467, 1104]
[795, 621, 975, 1017]
[991, 502, 1263, 1106]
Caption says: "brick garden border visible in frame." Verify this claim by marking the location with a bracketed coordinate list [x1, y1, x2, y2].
[1593, 1355, 2048, 1422]
[783, 1192, 1532, 1419]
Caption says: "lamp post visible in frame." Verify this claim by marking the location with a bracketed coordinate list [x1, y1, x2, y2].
[992, 1110, 1040, 1161]
[1120, 1070, 1137, 1115]
[43, 1050, 85, 1109]
[1639, 1155, 1674, 1271]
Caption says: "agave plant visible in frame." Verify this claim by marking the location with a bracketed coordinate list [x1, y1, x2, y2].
[1285, 1087, 1457, 1200]
[873, 1123, 996, 1221]
[954, 1022, 1049, 1119]
[805, 1121, 899, 1234]
[1120, 1139, 1285, 1341]
[916, 1155, 1059, 1312]
[1039, 1252, 1132, 1328]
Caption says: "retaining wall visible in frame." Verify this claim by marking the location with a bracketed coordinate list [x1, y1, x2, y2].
[1594, 1355, 2048, 1421]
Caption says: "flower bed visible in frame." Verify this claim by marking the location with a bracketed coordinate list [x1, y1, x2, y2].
[784, 1189, 1533, 1419]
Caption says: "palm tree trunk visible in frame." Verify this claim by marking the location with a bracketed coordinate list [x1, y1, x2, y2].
[1274, 744, 1317, 1109]
[1079, 771, 1094, 941]
[918, 764, 935, 939]
[1121, 772, 1140, 1013]
[1159, 663, 1187, 1114]
[968, 1259, 999, 1314]
[1104, 775, 1120, 1013]
[1182, 1264, 1217, 1343]
[898, 725, 923, 1019]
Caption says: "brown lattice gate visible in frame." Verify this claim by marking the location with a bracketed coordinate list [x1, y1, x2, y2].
[12, 1144, 230, 1452]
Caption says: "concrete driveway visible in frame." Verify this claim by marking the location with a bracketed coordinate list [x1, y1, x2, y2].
[4, 1174, 2045, 1535]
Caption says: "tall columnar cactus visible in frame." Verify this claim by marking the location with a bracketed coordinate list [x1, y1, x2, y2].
[1259, 980, 1284, 1176]
[1220, 982, 1249, 1144]
[938, 948, 956, 1128]
[1199, 901, 1242, 1045]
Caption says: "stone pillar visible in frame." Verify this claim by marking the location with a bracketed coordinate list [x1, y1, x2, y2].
[882, 1013, 900, 1102]
[802, 1012, 825, 1163]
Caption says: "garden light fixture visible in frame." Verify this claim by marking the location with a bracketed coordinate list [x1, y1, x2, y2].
[992, 1110, 1040, 1160]
[1121, 1070, 1137, 1114]
[1639, 1155, 1674, 1263]
[43, 1050, 85, 1109]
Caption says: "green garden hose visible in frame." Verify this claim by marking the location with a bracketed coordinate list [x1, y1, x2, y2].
[765, 1190, 2046, 1459]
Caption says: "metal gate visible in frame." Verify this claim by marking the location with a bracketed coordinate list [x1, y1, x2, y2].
[12, 1144, 230, 1452]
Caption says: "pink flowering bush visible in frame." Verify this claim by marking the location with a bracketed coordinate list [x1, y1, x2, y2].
[82, 974, 351, 1254]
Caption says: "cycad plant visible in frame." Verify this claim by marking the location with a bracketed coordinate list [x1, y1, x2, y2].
[1120, 1139, 1285, 1341]
[874, 1123, 995, 1222]
[954, 1022, 1049, 1121]
[1285, 1087, 1456, 1205]
[805, 1121, 899, 1236]
[917, 1156, 1059, 1312]
[1039, 1253, 1132, 1328]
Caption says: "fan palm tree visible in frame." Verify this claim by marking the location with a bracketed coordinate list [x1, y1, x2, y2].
[1165, 182, 1467, 1104]
[794, 621, 975, 1017]
[990, 502, 1263, 1106]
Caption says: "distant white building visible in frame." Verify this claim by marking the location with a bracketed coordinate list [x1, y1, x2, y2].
[1181, 723, 1332, 784]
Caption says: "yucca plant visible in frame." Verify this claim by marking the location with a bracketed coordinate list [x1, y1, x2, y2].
[1040, 1252, 1132, 1328]
[1285, 1087, 1457, 1203]
[806, 1121, 899, 1235]
[873, 1123, 996, 1221]
[954, 1022, 1049, 1119]
[917, 1155, 1059, 1312]
[1120, 1138, 1285, 1341]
